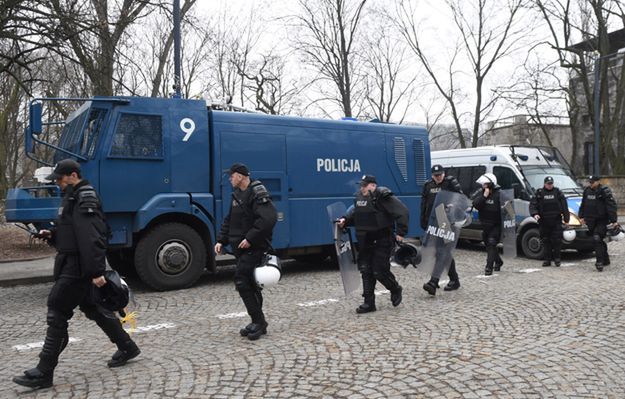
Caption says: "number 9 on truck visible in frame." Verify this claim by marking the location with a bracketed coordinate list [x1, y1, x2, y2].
[180, 118, 195, 141]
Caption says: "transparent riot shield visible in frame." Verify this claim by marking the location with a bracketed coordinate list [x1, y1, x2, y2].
[326, 202, 360, 296]
[420, 191, 471, 279]
[500, 189, 517, 260]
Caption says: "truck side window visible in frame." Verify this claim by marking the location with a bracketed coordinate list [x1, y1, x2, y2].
[110, 114, 163, 158]
[493, 166, 521, 190]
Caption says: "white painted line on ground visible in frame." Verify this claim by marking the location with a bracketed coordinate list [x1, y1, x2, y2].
[215, 312, 248, 319]
[14, 337, 81, 352]
[560, 263, 577, 267]
[297, 298, 339, 307]
[374, 290, 390, 296]
[515, 268, 543, 273]
[128, 323, 176, 333]
[475, 274, 498, 279]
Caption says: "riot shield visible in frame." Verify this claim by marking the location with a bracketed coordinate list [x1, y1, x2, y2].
[326, 202, 360, 296]
[420, 191, 471, 279]
[500, 189, 516, 260]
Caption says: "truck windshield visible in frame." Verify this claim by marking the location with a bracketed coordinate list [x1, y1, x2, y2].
[521, 166, 582, 194]
[54, 102, 107, 162]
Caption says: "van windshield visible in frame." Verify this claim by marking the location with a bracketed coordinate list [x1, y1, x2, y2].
[521, 166, 582, 194]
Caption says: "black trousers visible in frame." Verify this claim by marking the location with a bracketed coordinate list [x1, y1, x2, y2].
[587, 218, 609, 264]
[38, 277, 132, 373]
[482, 224, 503, 270]
[357, 230, 401, 304]
[539, 218, 563, 261]
[233, 248, 266, 324]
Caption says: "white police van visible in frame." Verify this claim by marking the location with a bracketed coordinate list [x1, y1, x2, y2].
[432, 145, 593, 258]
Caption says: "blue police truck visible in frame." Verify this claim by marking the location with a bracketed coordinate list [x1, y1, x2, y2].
[6, 97, 430, 290]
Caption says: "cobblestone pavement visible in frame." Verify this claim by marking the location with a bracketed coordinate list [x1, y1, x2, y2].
[2, 240, 625, 398]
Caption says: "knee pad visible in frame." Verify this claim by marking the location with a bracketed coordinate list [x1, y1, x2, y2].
[46, 310, 68, 330]
[234, 277, 253, 292]
[357, 262, 370, 273]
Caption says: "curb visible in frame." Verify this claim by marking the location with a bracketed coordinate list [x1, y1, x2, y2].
[0, 275, 54, 287]
[0, 254, 55, 264]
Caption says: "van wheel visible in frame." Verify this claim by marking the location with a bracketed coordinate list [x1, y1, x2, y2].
[520, 227, 544, 259]
[135, 223, 206, 291]
[106, 248, 136, 278]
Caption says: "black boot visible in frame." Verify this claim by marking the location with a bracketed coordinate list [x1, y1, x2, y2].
[13, 368, 53, 389]
[595, 262, 604, 272]
[484, 267, 493, 276]
[108, 340, 140, 368]
[423, 279, 438, 295]
[240, 323, 255, 337]
[554, 259, 561, 267]
[356, 301, 377, 314]
[390, 286, 403, 307]
[247, 321, 268, 341]
[542, 261, 551, 267]
[494, 260, 503, 272]
[36, 325, 68, 376]
[444, 280, 461, 291]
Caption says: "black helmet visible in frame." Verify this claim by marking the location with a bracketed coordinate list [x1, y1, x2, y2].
[393, 242, 421, 268]
[94, 270, 130, 317]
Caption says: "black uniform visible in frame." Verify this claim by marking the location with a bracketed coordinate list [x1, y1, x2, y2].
[35, 181, 137, 378]
[421, 176, 463, 284]
[473, 185, 504, 274]
[345, 187, 409, 312]
[578, 184, 617, 268]
[217, 180, 277, 334]
[529, 187, 570, 265]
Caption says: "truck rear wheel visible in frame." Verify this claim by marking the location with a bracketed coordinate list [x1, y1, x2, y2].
[106, 248, 136, 278]
[135, 223, 206, 291]
[520, 227, 544, 260]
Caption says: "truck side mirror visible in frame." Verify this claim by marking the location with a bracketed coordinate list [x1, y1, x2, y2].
[30, 102, 42, 135]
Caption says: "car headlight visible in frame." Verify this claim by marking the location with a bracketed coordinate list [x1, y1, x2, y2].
[569, 212, 581, 226]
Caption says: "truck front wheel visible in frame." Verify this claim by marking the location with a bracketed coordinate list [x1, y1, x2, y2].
[135, 223, 206, 291]
[520, 227, 544, 260]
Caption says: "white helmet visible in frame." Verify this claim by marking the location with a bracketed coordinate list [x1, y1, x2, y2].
[562, 229, 576, 242]
[607, 224, 625, 242]
[254, 254, 282, 288]
[476, 173, 497, 186]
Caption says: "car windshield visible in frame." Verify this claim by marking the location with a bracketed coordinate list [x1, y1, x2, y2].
[521, 166, 582, 194]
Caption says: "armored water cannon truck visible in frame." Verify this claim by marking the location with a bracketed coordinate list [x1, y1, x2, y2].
[6, 97, 431, 290]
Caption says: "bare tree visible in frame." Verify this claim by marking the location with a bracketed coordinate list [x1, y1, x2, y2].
[535, 0, 625, 174]
[292, 0, 368, 117]
[45, 0, 154, 96]
[361, 22, 417, 123]
[235, 52, 307, 115]
[393, 0, 527, 147]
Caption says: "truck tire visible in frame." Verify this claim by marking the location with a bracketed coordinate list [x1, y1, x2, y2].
[135, 223, 206, 291]
[520, 227, 544, 260]
[106, 248, 136, 278]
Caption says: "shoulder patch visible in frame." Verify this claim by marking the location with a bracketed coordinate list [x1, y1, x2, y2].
[76, 187, 100, 214]
[251, 180, 271, 204]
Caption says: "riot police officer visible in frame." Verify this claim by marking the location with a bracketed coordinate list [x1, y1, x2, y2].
[473, 173, 504, 276]
[529, 176, 570, 267]
[421, 164, 463, 294]
[578, 175, 618, 271]
[215, 163, 277, 340]
[339, 175, 409, 314]
[13, 159, 140, 389]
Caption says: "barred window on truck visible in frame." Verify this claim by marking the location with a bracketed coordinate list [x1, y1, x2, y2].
[110, 114, 163, 158]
